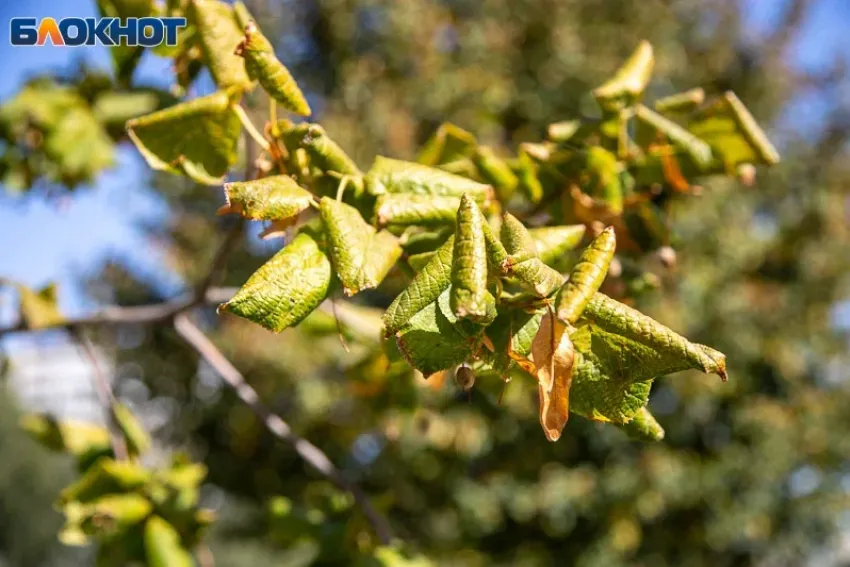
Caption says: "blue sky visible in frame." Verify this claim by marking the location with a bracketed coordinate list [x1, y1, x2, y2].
[0, 0, 849, 326]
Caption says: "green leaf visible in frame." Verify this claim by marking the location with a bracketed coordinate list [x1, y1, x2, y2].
[80, 494, 153, 539]
[20, 414, 111, 457]
[92, 91, 162, 127]
[618, 407, 665, 441]
[375, 194, 462, 227]
[547, 119, 582, 143]
[13, 282, 64, 329]
[111, 403, 151, 457]
[126, 90, 241, 185]
[289, 124, 361, 176]
[485, 309, 543, 373]
[513, 150, 544, 204]
[687, 91, 780, 168]
[654, 87, 705, 114]
[220, 175, 314, 220]
[221, 232, 332, 332]
[144, 516, 195, 567]
[383, 236, 455, 335]
[501, 214, 564, 298]
[582, 292, 727, 380]
[96, 0, 154, 84]
[236, 22, 311, 116]
[451, 194, 495, 321]
[472, 146, 518, 201]
[365, 156, 493, 201]
[232, 1, 254, 30]
[320, 197, 402, 296]
[416, 123, 477, 166]
[593, 40, 654, 110]
[583, 147, 624, 214]
[634, 104, 714, 170]
[529, 225, 587, 266]
[395, 288, 476, 378]
[60, 459, 151, 504]
[556, 226, 616, 324]
[189, 0, 253, 90]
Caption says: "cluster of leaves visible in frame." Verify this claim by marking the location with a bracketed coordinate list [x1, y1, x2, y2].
[20, 404, 212, 566]
[122, 15, 773, 441]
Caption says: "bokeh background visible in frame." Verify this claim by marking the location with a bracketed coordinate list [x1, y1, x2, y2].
[1, 0, 850, 565]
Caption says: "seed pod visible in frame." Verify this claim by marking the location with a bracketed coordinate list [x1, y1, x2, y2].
[556, 226, 616, 324]
[454, 366, 475, 391]
[235, 22, 311, 116]
[451, 194, 494, 321]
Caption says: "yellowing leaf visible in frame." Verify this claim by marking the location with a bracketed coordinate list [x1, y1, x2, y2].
[220, 232, 332, 332]
[320, 197, 402, 296]
[189, 0, 252, 90]
[365, 156, 493, 201]
[60, 458, 150, 504]
[383, 236, 454, 335]
[451, 194, 495, 321]
[126, 90, 241, 185]
[236, 22, 311, 116]
[530, 311, 574, 442]
[20, 414, 111, 457]
[556, 226, 616, 324]
[79, 493, 153, 539]
[144, 516, 195, 567]
[220, 175, 314, 220]
[14, 282, 64, 329]
[593, 40, 654, 110]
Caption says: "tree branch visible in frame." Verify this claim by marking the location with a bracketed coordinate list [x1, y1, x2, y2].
[172, 313, 393, 545]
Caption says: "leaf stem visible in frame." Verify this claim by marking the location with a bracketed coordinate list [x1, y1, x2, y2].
[235, 104, 270, 152]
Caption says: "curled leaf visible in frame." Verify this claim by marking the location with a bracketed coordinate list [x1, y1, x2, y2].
[451, 194, 495, 321]
[583, 147, 624, 215]
[383, 236, 454, 335]
[501, 214, 565, 298]
[582, 292, 727, 381]
[60, 458, 150, 504]
[473, 146, 518, 201]
[619, 407, 665, 441]
[547, 119, 582, 143]
[111, 403, 151, 457]
[417, 123, 477, 166]
[145, 516, 195, 567]
[557, 226, 616, 324]
[219, 175, 314, 220]
[635, 104, 714, 170]
[220, 232, 332, 332]
[126, 90, 241, 185]
[320, 197, 402, 295]
[654, 88, 705, 114]
[593, 40, 654, 110]
[375, 193, 461, 227]
[513, 150, 544, 204]
[20, 414, 111, 457]
[365, 156, 493, 201]
[235, 22, 311, 116]
[189, 0, 252, 90]
[531, 311, 574, 442]
[290, 124, 361, 176]
[80, 493, 153, 539]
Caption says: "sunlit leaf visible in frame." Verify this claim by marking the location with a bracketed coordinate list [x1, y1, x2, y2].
[593, 40, 654, 110]
[688, 91, 780, 168]
[583, 147, 624, 214]
[501, 214, 564, 297]
[416, 123, 477, 166]
[654, 87, 705, 114]
[618, 406, 665, 441]
[111, 403, 151, 457]
[144, 516, 195, 567]
[59, 459, 150, 504]
[365, 156, 493, 201]
[634, 104, 714, 170]
[20, 414, 111, 457]
[451, 194, 496, 321]
[556, 226, 616, 324]
[236, 22, 311, 116]
[473, 146, 518, 201]
[383, 236, 454, 335]
[529, 225, 587, 266]
[126, 90, 241, 185]
[321, 197, 402, 295]
[547, 119, 582, 143]
[513, 150, 544, 204]
[189, 0, 253, 90]
[13, 282, 64, 329]
[79, 493, 153, 539]
[219, 175, 314, 220]
[375, 193, 461, 227]
[220, 232, 332, 332]
[287, 124, 361, 176]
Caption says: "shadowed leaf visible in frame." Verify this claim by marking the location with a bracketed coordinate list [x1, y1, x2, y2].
[189, 0, 252, 90]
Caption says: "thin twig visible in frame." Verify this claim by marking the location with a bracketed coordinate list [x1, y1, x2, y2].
[234, 104, 270, 152]
[172, 313, 393, 544]
[73, 329, 128, 461]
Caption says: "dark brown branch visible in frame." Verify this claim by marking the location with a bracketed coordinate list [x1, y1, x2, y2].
[172, 313, 392, 545]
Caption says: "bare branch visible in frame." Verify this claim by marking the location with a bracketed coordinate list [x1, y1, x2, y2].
[172, 313, 393, 545]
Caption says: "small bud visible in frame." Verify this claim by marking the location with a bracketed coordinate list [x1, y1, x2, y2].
[657, 246, 677, 269]
[737, 163, 757, 186]
[454, 366, 475, 391]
